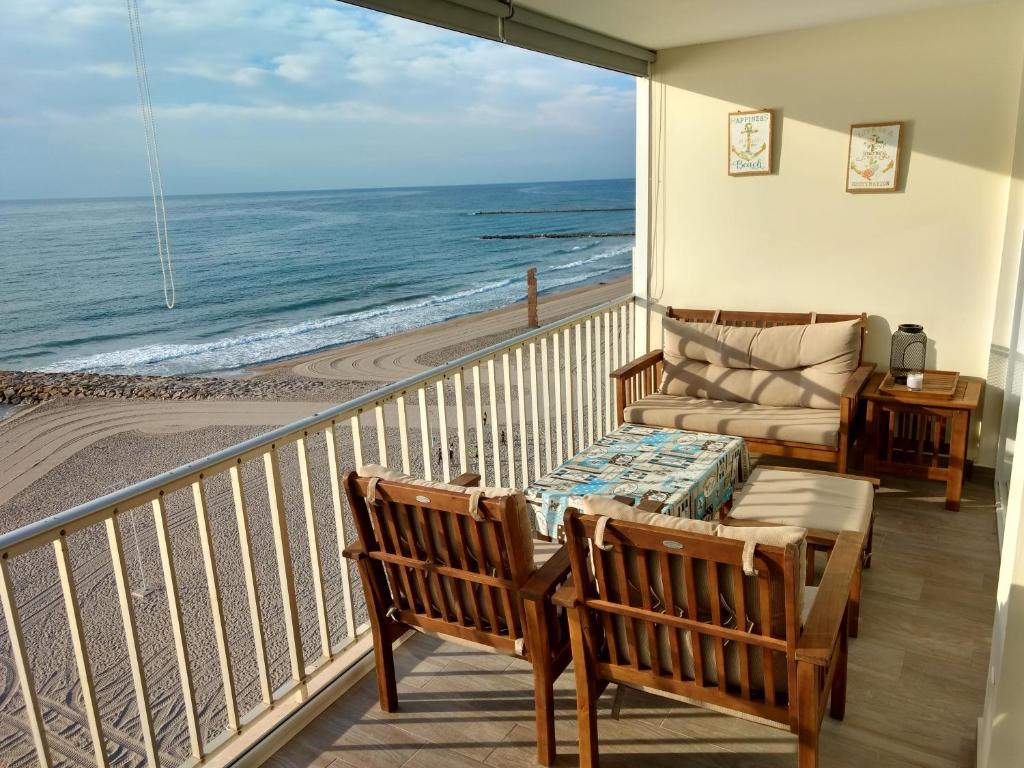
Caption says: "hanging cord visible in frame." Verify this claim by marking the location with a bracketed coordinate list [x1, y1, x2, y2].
[128, 508, 151, 597]
[126, 0, 176, 309]
[498, 0, 514, 42]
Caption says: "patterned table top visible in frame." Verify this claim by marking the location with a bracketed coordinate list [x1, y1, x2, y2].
[524, 424, 750, 540]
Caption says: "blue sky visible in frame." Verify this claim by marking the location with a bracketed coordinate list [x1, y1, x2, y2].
[0, 0, 636, 200]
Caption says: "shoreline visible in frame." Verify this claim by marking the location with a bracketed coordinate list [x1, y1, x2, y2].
[251, 274, 630, 377]
[0, 276, 630, 411]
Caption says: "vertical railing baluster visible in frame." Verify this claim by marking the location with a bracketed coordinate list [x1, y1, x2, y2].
[396, 394, 411, 474]
[436, 379, 452, 482]
[350, 413, 364, 469]
[472, 364, 488, 485]
[0, 555, 53, 767]
[454, 370, 469, 474]
[612, 309, 621, 384]
[552, 332, 565, 466]
[595, 314, 605, 439]
[528, 342, 542, 481]
[375, 404, 388, 466]
[264, 447, 306, 687]
[541, 335, 555, 471]
[604, 310, 613, 433]
[575, 322, 585, 450]
[230, 464, 272, 706]
[417, 386, 432, 481]
[296, 436, 332, 663]
[515, 346, 529, 487]
[563, 327, 575, 457]
[106, 514, 159, 767]
[502, 352, 516, 488]
[152, 495, 203, 761]
[624, 301, 633, 361]
[54, 534, 108, 767]
[586, 316, 595, 445]
[192, 478, 240, 733]
[487, 358, 502, 486]
[324, 423, 357, 641]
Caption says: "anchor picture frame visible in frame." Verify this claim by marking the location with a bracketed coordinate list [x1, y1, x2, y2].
[846, 121, 903, 193]
[728, 109, 773, 176]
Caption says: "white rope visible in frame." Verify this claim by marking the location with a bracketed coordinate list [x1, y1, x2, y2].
[126, 0, 175, 309]
[128, 508, 150, 596]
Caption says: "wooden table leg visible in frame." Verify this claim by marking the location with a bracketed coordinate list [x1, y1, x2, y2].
[863, 401, 878, 476]
[945, 410, 969, 511]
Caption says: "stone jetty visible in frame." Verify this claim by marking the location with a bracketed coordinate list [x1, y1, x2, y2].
[0, 370, 319, 406]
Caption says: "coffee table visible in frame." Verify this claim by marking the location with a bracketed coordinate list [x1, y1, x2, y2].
[524, 423, 750, 541]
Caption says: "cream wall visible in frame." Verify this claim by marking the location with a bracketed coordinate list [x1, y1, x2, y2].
[642, 1, 1024, 465]
[978, 45, 1024, 768]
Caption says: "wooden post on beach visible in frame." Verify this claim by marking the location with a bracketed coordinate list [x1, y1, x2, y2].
[527, 268, 539, 328]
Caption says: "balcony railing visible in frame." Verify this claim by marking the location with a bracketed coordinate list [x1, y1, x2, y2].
[0, 294, 634, 768]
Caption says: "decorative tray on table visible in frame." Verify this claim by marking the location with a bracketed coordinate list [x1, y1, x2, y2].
[878, 369, 960, 400]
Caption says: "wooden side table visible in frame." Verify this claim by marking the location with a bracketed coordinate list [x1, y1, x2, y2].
[862, 372, 983, 510]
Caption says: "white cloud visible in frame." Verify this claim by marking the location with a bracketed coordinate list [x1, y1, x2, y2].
[273, 53, 319, 84]
[166, 63, 267, 87]
[83, 62, 133, 79]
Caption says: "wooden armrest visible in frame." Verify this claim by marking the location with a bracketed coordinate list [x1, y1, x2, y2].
[610, 349, 663, 380]
[756, 464, 881, 489]
[796, 530, 865, 666]
[521, 546, 571, 602]
[449, 472, 481, 488]
[720, 518, 839, 548]
[551, 582, 578, 609]
[842, 363, 876, 400]
[342, 541, 368, 561]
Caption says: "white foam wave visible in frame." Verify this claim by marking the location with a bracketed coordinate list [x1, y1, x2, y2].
[545, 243, 632, 273]
[43, 250, 631, 376]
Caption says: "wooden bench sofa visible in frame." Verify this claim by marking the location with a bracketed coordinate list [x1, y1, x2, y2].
[611, 308, 875, 473]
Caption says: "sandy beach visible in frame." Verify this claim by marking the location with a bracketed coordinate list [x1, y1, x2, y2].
[0, 276, 628, 767]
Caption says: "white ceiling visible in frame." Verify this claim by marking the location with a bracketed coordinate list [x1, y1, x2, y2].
[516, 0, 994, 51]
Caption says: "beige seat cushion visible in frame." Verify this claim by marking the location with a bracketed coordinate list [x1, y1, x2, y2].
[623, 393, 839, 447]
[357, 464, 535, 571]
[730, 466, 874, 535]
[659, 318, 861, 410]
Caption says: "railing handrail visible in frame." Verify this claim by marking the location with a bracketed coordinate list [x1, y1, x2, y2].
[0, 293, 633, 557]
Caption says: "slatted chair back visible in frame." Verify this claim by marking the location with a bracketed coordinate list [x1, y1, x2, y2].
[345, 472, 535, 654]
[665, 307, 867, 364]
[563, 508, 804, 725]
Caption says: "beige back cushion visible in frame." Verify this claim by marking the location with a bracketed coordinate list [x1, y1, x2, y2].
[660, 318, 861, 410]
[580, 496, 805, 696]
[357, 465, 535, 573]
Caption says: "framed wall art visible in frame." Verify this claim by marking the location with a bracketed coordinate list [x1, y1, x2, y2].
[846, 121, 903, 193]
[728, 110, 772, 176]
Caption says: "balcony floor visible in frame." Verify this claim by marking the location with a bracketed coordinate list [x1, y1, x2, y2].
[266, 469, 998, 768]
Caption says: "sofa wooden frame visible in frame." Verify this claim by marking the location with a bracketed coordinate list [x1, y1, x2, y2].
[611, 308, 875, 473]
[342, 471, 572, 766]
[553, 508, 863, 768]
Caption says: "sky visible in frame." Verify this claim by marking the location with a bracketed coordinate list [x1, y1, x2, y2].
[0, 0, 636, 200]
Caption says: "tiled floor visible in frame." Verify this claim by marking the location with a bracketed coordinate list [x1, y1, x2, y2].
[267, 472, 998, 768]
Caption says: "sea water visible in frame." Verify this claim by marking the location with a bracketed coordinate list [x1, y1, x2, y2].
[0, 178, 633, 376]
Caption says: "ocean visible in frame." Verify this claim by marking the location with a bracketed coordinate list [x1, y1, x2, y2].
[0, 178, 633, 376]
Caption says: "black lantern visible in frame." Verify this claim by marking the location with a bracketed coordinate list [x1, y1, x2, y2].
[890, 324, 927, 383]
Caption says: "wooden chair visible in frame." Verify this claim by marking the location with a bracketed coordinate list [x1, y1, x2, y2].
[611, 308, 874, 473]
[553, 506, 863, 768]
[342, 469, 572, 766]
